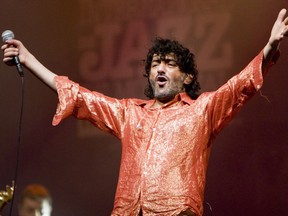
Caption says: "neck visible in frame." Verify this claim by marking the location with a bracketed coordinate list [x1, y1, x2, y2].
[151, 94, 181, 108]
[151, 100, 166, 108]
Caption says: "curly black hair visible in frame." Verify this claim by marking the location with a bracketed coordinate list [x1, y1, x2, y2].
[144, 37, 200, 100]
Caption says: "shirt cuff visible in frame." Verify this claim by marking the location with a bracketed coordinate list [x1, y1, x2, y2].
[52, 76, 79, 126]
[252, 48, 280, 91]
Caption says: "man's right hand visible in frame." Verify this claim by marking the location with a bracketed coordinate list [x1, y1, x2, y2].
[1, 39, 31, 67]
[2, 39, 57, 91]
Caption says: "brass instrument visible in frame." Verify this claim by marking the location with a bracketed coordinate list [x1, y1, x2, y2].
[0, 182, 14, 212]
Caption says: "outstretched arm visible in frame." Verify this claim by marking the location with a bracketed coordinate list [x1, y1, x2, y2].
[1, 39, 57, 91]
[263, 8, 288, 70]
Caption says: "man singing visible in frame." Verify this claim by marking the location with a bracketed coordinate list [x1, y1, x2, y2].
[2, 8, 288, 216]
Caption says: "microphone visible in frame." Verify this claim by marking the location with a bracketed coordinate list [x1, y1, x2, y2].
[2, 30, 24, 77]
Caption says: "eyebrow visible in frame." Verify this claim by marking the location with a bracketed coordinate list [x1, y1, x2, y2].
[152, 55, 177, 62]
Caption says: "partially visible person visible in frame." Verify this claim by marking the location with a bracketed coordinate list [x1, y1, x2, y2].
[18, 184, 52, 216]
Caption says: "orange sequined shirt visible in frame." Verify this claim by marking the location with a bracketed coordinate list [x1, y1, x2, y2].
[52, 50, 274, 216]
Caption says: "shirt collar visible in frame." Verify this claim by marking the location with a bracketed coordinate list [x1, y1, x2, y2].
[134, 92, 195, 108]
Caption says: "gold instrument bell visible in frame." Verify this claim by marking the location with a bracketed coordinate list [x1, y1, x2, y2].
[0, 182, 14, 212]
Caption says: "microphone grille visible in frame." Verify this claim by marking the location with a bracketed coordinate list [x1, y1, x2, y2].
[2, 30, 15, 42]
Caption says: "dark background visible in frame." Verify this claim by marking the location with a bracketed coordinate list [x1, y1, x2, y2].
[0, 0, 288, 215]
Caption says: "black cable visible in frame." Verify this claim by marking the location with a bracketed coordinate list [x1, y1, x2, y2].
[8, 74, 25, 216]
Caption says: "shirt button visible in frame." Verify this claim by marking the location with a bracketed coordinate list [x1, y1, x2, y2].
[153, 128, 156, 132]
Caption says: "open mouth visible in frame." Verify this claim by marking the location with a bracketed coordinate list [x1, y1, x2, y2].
[156, 75, 168, 87]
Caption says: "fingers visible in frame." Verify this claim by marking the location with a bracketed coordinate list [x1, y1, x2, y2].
[2, 44, 19, 54]
[1, 39, 22, 50]
[278, 8, 287, 22]
[2, 46, 19, 64]
[282, 14, 288, 37]
[285, 16, 288, 25]
[2, 39, 20, 57]
[1, 40, 15, 51]
[276, 9, 288, 37]
[3, 48, 19, 56]
[1, 43, 12, 51]
[2, 39, 24, 66]
[1, 44, 7, 50]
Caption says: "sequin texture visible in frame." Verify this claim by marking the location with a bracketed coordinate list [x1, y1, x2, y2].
[52, 50, 276, 216]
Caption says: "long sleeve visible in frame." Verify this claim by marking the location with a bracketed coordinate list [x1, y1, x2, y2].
[208, 49, 278, 136]
[52, 76, 126, 138]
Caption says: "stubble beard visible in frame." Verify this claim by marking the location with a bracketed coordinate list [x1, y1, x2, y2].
[152, 82, 184, 104]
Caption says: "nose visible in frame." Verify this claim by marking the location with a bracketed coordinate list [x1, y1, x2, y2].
[157, 62, 166, 74]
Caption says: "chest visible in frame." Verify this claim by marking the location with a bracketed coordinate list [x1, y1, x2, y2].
[125, 104, 210, 147]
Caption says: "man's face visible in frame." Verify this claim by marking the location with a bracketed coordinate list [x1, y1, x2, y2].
[18, 198, 51, 216]
[149, 53, 188, 103]
[18, 198, 42, 216]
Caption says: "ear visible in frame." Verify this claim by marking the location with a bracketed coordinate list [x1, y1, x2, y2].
[184, 74, 193, 85]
